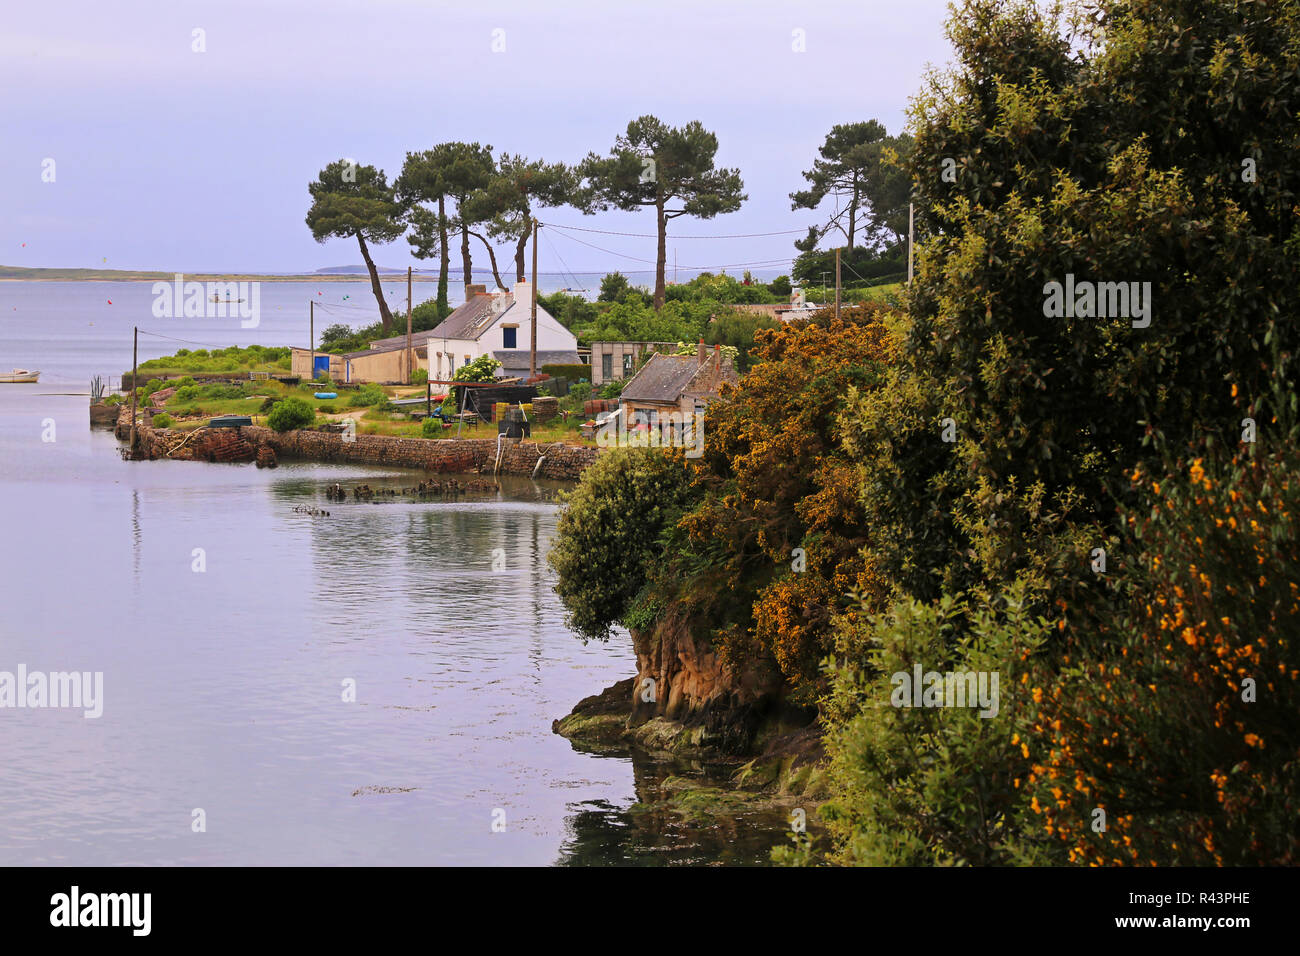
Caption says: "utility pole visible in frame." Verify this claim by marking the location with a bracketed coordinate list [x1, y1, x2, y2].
[406, 265, 413, 384]
[908, 202, 914, 285]
[529, 218, 539, 379]
[309, 300, 314, 380]
[834, 246, 842, 320]
[129, 326, 138, 451]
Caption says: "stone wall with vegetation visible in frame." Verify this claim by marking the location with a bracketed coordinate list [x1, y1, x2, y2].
[117, 406, 600, 479]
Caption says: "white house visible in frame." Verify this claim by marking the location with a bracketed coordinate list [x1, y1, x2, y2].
[382, 280, 576, 382]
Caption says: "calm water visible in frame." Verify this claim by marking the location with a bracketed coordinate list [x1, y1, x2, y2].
[0, 282, 786, 865]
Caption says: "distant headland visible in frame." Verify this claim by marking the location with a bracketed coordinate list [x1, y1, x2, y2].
[0, 265, 421, 282]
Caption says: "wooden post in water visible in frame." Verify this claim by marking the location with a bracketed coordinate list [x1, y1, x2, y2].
[129, 326, 138, 451]
[529, 218, 539, 379]
[406, 266, 413, 384]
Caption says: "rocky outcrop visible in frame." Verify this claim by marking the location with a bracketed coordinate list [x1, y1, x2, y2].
[555, 611, 817, 762]
[628, 613, 788, 755]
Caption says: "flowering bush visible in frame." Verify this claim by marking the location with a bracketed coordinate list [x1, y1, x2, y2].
[1025, 439, 1300, 865]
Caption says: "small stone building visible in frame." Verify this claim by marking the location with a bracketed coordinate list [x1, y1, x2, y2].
[617, 341, 738, 431]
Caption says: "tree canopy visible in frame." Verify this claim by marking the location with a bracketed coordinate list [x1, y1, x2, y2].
[305, 159, 406, 333]
[576, 115, 746, 310]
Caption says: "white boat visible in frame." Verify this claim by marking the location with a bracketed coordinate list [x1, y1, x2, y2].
[0, 369, 40, 383]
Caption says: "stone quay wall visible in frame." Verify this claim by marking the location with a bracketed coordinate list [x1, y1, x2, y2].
[116, 406, 600, 479]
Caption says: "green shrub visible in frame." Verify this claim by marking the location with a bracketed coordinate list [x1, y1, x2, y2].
[411, 368, 428, 384]
[806, 584, 1050, 866]
[199, 383, 247, 400]
[174, 385, 200, 403]
[317, 403, 336, 414]
[349, 384, 388, 408]
[451, 355, 501, 383]
[541, 364, 589, 381]
[266, 397, 316, 432]
[548, 448, 695, 641]
[421, 416, 444, 438]
[259, 396, 277, 413]
[570, 382, 592, 403]
[151, 413, 174, 428]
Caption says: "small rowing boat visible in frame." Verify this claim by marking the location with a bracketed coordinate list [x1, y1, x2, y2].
[0, 368, 39, 383]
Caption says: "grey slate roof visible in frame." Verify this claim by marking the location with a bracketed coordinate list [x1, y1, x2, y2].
[364, 328, 439, 351]
[428, 293, 512, 342]
[618, 353, 706, 403]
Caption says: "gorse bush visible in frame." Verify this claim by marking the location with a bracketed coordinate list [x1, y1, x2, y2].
[1024, 426, 1300, 866]
[266, 397, 316, 432]
[548, 448, 694, 642]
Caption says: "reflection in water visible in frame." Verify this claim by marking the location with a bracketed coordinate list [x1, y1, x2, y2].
[557, 755, 792, 866]
[1, 411, 781, 865]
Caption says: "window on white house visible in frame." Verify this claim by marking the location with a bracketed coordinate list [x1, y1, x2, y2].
[503, 327, 517, 349]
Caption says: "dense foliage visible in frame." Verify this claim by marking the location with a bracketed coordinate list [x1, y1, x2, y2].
[551, 0, 1300, 868]
[266, 397, 317, 432]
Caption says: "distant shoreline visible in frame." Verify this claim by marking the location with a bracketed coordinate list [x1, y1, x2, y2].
[0, 270, 435, 283]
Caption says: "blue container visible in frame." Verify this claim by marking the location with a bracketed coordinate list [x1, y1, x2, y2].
[314, 392, 337, 400]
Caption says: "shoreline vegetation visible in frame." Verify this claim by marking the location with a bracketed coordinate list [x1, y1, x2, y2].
[543, 0, 1300, 868]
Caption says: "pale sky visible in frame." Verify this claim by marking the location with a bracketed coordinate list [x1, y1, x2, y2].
[3, 0, 957, 275]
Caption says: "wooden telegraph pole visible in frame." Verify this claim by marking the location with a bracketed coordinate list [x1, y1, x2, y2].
[834, 246, 842, 320]
[129, 326, 138, 451]
[529, 218, 539, 379]
[406, 266, 413, 384]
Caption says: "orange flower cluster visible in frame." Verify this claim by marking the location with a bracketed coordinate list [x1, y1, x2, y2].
[1024, 450, 1299, 866]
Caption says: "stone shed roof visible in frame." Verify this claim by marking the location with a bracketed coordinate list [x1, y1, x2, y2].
[619, 351, 737, 405]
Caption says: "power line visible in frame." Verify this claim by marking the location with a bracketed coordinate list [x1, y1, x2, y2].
[546, 228, 794, 271]
[539, 221, 808, 240]
[136, 329, 256, 349]
[540, 227, 588, 291]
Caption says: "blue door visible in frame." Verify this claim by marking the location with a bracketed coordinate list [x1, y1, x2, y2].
[314, 355, 330, 376]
